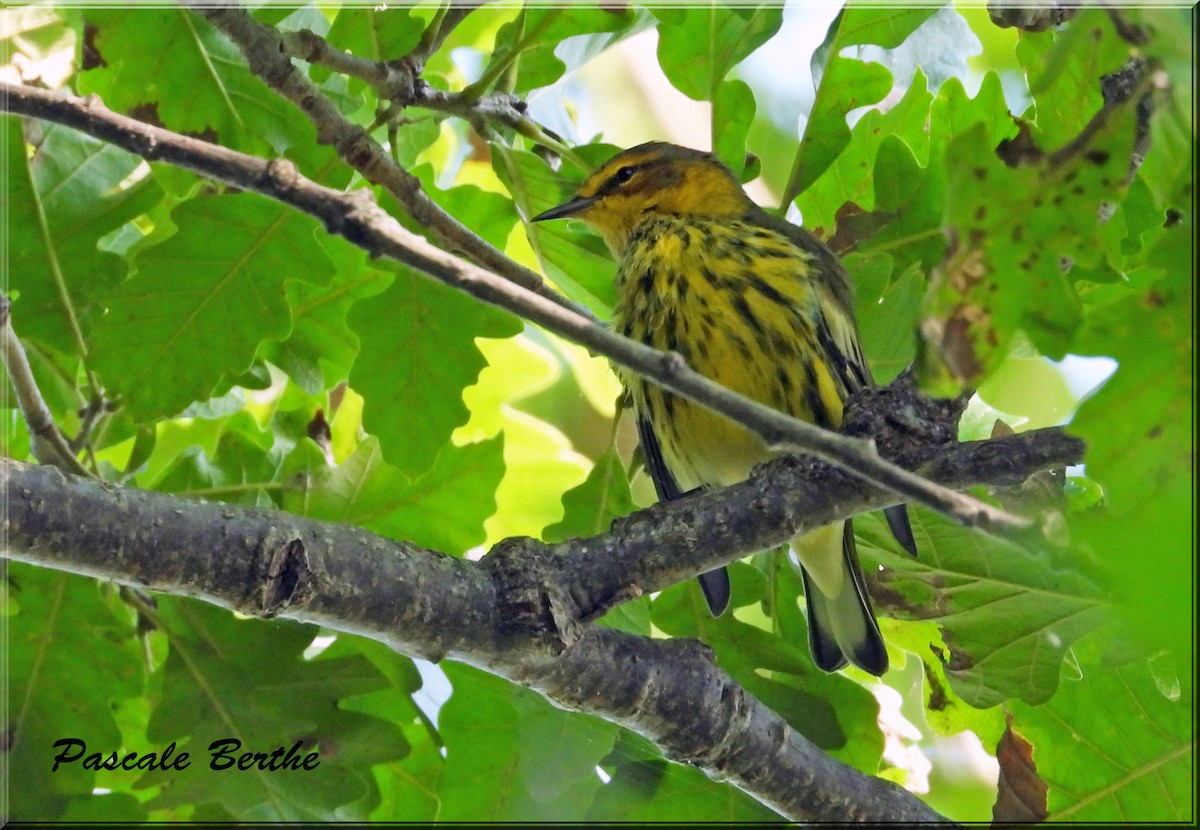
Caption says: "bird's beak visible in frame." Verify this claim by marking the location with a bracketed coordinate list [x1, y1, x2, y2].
[531, 194, 598, 222]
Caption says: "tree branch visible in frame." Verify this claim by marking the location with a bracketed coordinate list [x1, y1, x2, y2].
[12, 434, 1069, 822]
[2, 364, 1082, 819]
[1, 293, 90, 476]
[185, 2, 596, 324]
[1, 79, 1036, 544]
[548, 376, 1086, 621]
[2, 359, 1081, 822]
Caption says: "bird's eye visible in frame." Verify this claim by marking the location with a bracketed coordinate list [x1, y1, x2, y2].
[614, 166, 636, 185]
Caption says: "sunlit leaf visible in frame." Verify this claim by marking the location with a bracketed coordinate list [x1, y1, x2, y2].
[655, 5, 782, 101]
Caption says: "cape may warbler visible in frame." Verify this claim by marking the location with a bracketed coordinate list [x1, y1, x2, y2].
[533, 142, 916, 676]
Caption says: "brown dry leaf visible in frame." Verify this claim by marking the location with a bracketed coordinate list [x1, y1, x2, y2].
[992, 713, 1049, 824]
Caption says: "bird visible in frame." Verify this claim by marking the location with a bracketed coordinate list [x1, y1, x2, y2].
[532, 141, 916, 676]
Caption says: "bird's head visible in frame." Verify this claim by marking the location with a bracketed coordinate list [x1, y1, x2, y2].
[532, 142, 753, 256]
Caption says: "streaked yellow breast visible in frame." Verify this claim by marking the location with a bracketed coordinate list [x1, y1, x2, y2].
[613, 215, 848, 491]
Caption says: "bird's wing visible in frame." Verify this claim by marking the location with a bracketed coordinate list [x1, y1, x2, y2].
[637, 413, 685, 501]
[816, 310, 872, 397]
[757, 208, 921, 558]
[637, 414, 731, 612]
[753, 208, 872, 394]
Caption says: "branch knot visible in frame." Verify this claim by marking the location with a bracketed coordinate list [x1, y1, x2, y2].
[484, 538, 582, 656]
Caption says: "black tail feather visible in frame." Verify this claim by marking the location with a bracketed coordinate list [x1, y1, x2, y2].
[698, 568, 731, 616]
[884, 504, 918, 558]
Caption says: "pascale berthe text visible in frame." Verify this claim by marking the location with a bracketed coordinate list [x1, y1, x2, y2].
[51, 738, 320, 772]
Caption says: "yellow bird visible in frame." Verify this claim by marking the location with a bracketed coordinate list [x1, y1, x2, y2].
[533, 142, 916, 676]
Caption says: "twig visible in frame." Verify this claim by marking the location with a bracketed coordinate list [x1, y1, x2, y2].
[186, 2, 599, 325]
[1, 82, 1034, 541]
[67, 394, 112, 454]
[1, 293, 90, 476]
[409, 3, 482, 70]
[281, 29, 403, 92]
[281, 22, 590, 173]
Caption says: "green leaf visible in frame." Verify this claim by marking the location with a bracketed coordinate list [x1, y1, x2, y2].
[785, 56, 893, 203]
[154, 428, 280, 505]
[90, 193, 334, 420]
[929, 72, 1015, 153]
[1009, 652, 1193, 822]
[264, 235, 389, 395]
[783, 6, 938, 205]
[851, 254, 923, 384]
[543, 449, 635, 543]
[864, 134, 947, 270]
[78, 8, 318, 156]
[858, 510, 1111, 708]
[1071, 214, 1192, 505]
[3, 118, 163, 354]
[797, 70, 935, 232]
[325, 6, 425, 65]
[7, 565, 141, 821]
[349, 181, 520, 476]
[1132, 11, 1193, 206]
[828, 7, 942, 51]
[347, 267, 520, 478]
[655, 5, 782, 101]
[315, 637, 443, 821]
[1016, 10, 1133, 150]
[976, 348, 1079, 430]
[140, 599, 406, 820]
[711, 79, 756, 178]
[494, 145, 617, 316]
[456, 335, 592, 544]
[1070, 207, 1192, 659]
[920, 70, 1146, 386]
[484, 7, 641, 93]
[883, 620, 1006, 748]
[283, 435, 504, 555]
[590, 730, 783, 822]
[436, 663, 619, 821]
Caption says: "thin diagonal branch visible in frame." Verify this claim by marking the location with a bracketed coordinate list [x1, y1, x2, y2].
[279, 29, 531, 137]
[188, 2, 598, 324]
[0, 80, 1034, 541]
[410, 2, 484, 70]
[1, 293, 90, 477]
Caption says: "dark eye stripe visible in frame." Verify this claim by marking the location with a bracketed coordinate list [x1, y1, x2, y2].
[598, 163, 647, 196]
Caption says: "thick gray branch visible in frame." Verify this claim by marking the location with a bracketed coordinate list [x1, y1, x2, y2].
[3, 392, 1082, 823]
[550, 376, 1085, 620]
[3, 453, 973, 824]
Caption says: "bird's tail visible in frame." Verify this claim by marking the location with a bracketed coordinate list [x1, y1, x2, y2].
[795, 520, 887, 676]
[698, 567, 731, 616]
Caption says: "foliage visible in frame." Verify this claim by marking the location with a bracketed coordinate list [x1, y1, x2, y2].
[2, 2, 1192, 823]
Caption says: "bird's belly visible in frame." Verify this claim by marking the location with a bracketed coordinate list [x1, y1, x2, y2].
[641, 320, 786, 491]
[663, 398, 769, 490]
